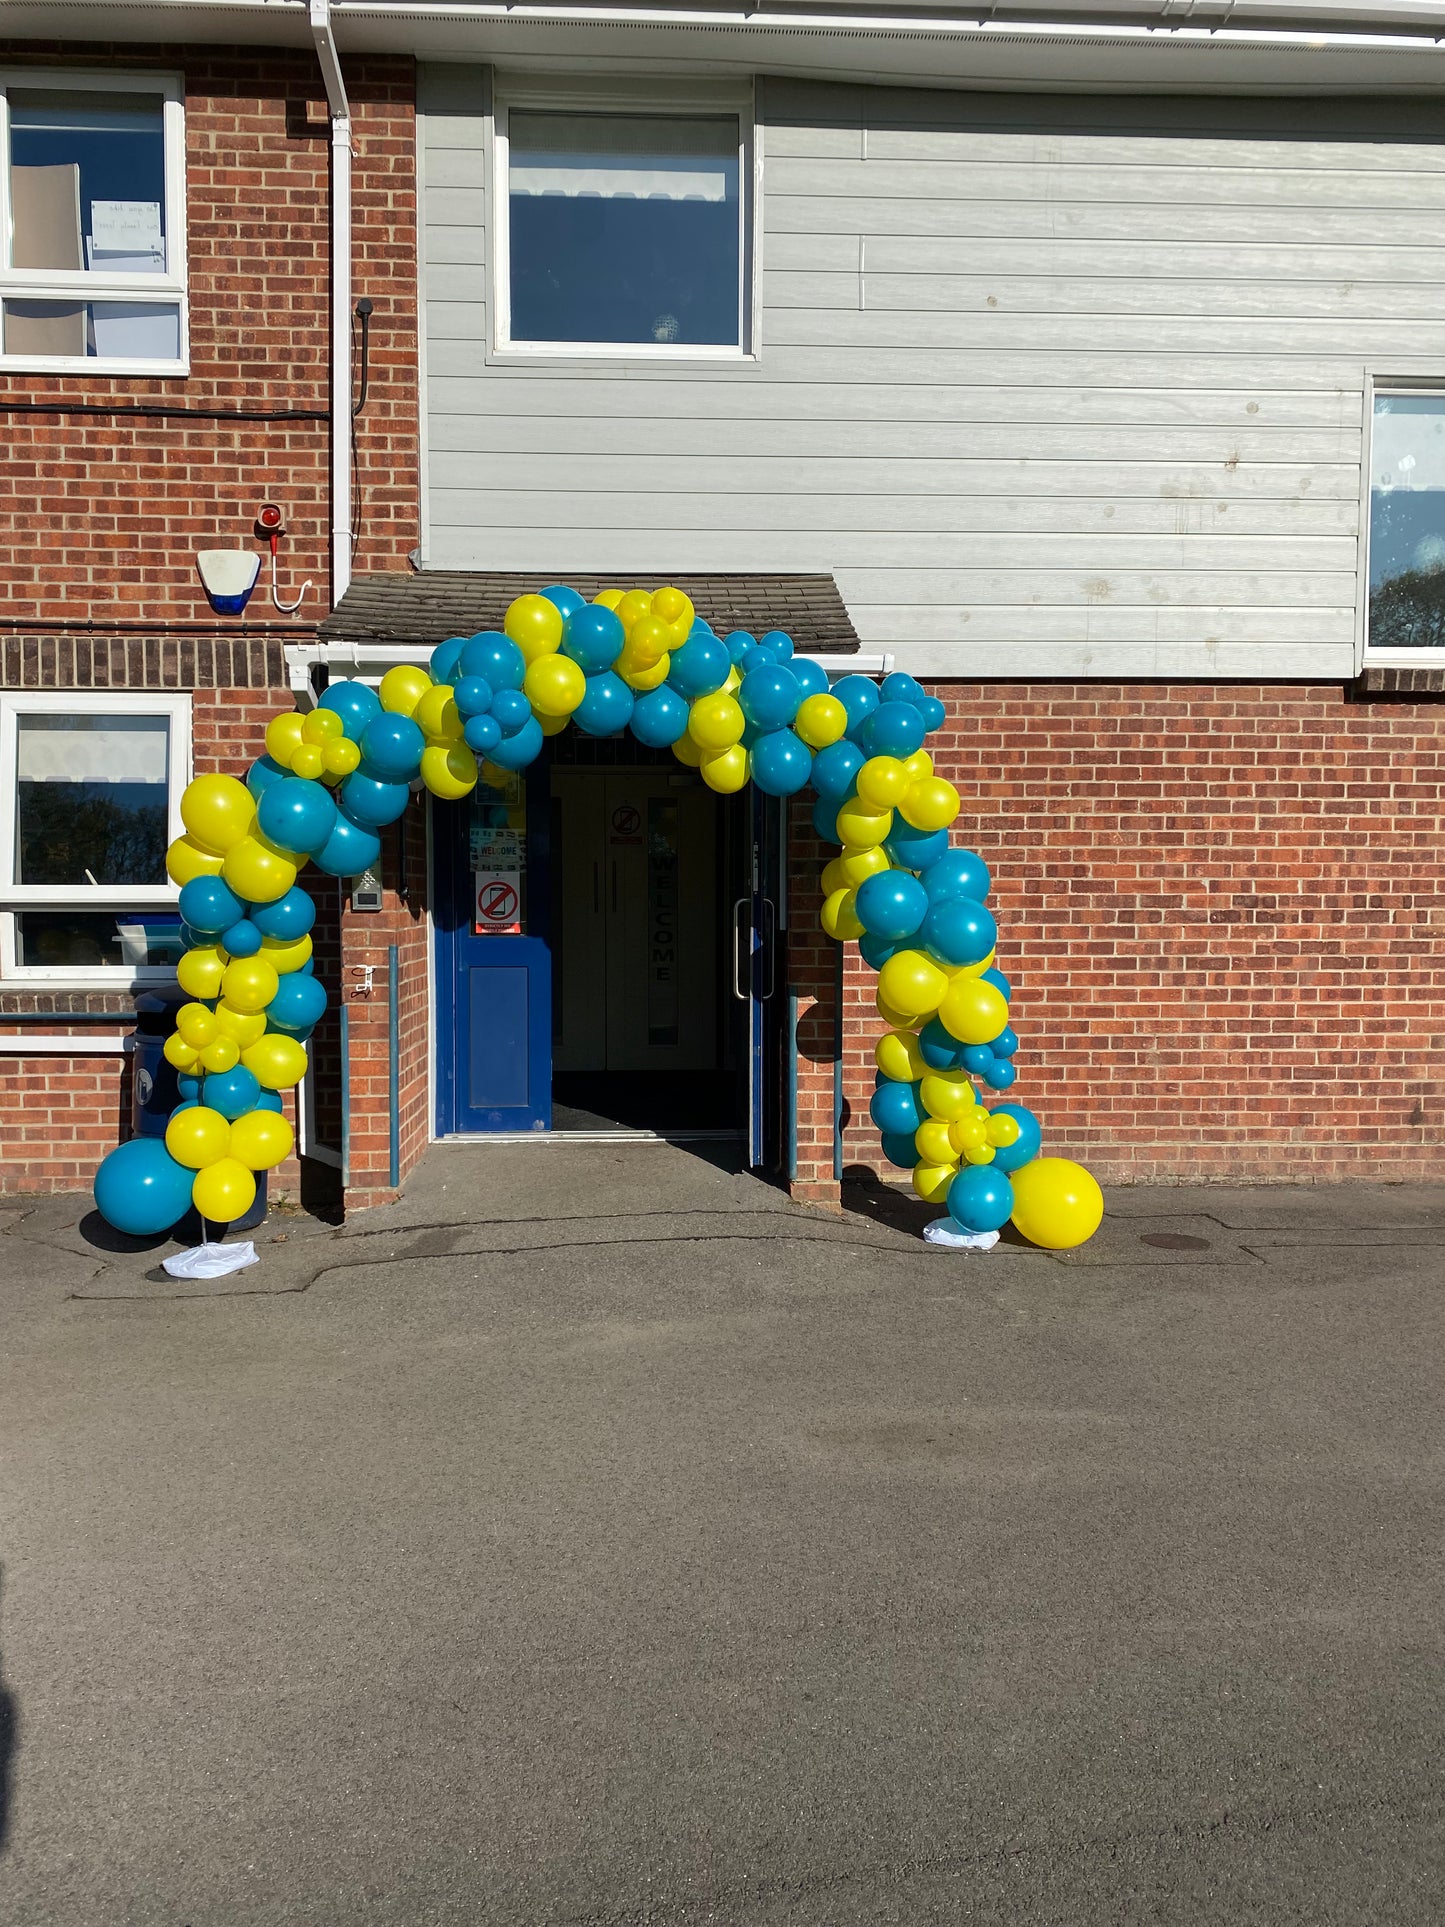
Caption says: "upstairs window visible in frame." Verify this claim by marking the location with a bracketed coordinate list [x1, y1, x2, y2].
[0, 69, 187, 371]
[494, 87, 752, 358]
[1367, 391, 1445, 655]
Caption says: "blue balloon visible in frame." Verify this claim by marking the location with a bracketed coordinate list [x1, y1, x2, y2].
[881, 1130, 920, 1171]
[738, 666, 802, 732]
[178, 874, 245, 936]
[668, 632, 730, 699]
[884, 820, 949, 871]
[267, 971, 328, 1032]
[880, 671, 928, 707]
[922, 848, 992, 906]
[789, 657, 829, 700]
[723, 630, 756, 664]
[360, 712, 425, 782]
[989, 1102, 1041, 1174]
[339, 770, 410, 828]
[919, 1016, 968, 1071]
[202, 1066, 262, 1121]
[257, 776, 338, 856]
[920, 896, 997, 968]
[862, 702, 926, 760]
[488, 716, 544, 771]
[428, 638, 468, 684]
[855, 870, 929, 942]
[982, 966, 1012, 1000]
[993, 1026, 1018, 1059]
[812, 797, 842, 844]
[561, 605, 625, 675]
[983, 1060, 1017, 1091]
[811, 740, 865, 801]
[738, 643, 774, 677]
[750, 729, 813, 797]
[245, 754, 288, 798]
[761, 629, 796, 660]
[869, 1078, 924, 1138]
[176, 1072, 202, 1102]
[93, 1137, 194, 1236]
[961, 1044, 994, 1075]
[453, 676, 493, 719]
[858, 930, 903, 972]
[573, 672, 635, 738]
[255, 1089, 284, 1115]
[318, 678, 383, 741]
[947, 1166, 1015, 1234]
[252, 886, 315, 942]
[541, 583, 587, 620]
[630, 684, 689, 749]
[492, 689, 534, 736]
[918, 695, 947, 734]
[458, 632, 525, 691]
[464, 714, 502, 754]
[221, 919, 261, 959]
[312, 811, 382, 880]
[832, 674, 880, 733]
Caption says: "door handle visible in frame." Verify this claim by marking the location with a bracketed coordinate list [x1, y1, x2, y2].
[761, 897, 778, 1001]
[731, 896, 748, 1002]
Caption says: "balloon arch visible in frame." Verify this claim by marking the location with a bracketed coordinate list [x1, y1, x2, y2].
[94, 585, 1102, 1252]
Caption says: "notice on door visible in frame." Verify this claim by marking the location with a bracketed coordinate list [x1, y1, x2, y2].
[475, 872, 522, 936]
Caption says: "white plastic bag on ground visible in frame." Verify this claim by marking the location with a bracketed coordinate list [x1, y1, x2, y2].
[162, 1241, 259, 1280]
[922, 1219, 999, 1252]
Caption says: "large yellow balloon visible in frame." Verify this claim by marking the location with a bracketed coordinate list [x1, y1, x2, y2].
[689, 693, 746, 753]
[920, 1073, 975, 1122]
[199, 1035, 241, 1074]
[913, 1162, 958, 1204]
[899, 777, 961, 834]
[820, 887, 864, 942]
[620, 653, 671, 693]
[163, 1032, 200, 1072]
[524, 653, 586, 718]
[191, 1157, 257, 1225]
[420, 743, 477, 800]
[177, 945, 225, 1000]
[379, 664, 432, 717]
[301, 708, 343, 745]
[615, 588, 653, 632]
[166, 834, 224, 887]
[182, 775, 258, 852]
[214, 1002, 268, 1048]
[593, 587, 625, 612]
[902, 750, 934, 782]
[651, 585, 693, 630]
[504, 593, 564, 662]
[242, 1033, 309, 1091]
[624, 615, 673, 670]
[222, 835, 298, 905]
[175, 1002, 217, 1050]
[1009, 1159, 1104, 1251]
[699, 744, 748, 795]
[838, 845, 890, 888]
[819, 857, 847, 897]
[221, 955, 280, 1014]
[165, 1105, 231, 1171]
[913, 1117, 957, 1166]
[834, 799, 893, 850]
[258, 933, 312, 976]
[855, 756, 910, 812]
[875, 1028, 926, 1082]
[794, 693, 848, 750]
[265, 713, 306, 768]
[229, 1108, 295, 1172]
[414, 684, 463, 741]
[876, 949, 948, 1019]
[938, 975, 1009, 1047]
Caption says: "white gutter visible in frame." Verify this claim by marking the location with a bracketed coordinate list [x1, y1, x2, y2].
[286, 640, 892, 692]
[310, 0, 352, 610]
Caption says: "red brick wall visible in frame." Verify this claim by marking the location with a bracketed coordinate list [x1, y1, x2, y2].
[793, 681, 1445, 1196]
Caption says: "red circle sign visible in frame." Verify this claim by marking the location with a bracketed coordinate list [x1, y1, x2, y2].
[478, 879, 518, 923]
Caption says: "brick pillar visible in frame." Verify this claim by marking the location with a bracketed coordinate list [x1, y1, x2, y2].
[787, 799, 844, 1207]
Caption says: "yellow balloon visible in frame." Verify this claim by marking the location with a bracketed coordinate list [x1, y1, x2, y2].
[1009, 1159, 1105, 1251]
[538, 711, 571, 737]
[228, 1108, 295, 1173]
[938, 976, 1009, 1047]
[913, 1161, 958, 1204]
[672, 732, 705, 769]
[414, 684, 464, 740]
[949, 948, 996, 982]
[876, 995, 920, 1031]
[651, 585, 693, 629]
[593, 587, 625, 611]
[379, 664, 432, 717]
[794, 693, 849, 750]
[524, 653, 586, 718]
[699, 744, 749, 795]
[191, 1156, 257, 1226]
[838, 844, 890, 889]
[624, 615, 673, 670]
[479, 760, 511, 791]
[301, 708, 343, 745]
[242, 1032, 309, 1091]
[176, 1002, 217, 1050]
[902, 750, 934, 782]
[876, 1029, 926, 1082]
[900, 777, 961, 834]
[920, 1073, 976, 1122]
[177, 945, 225, 1000]
[181, 774, 255, 853]
[291, 744, 325, 781]
[949, 1111, 988, 1154]
[963, 1144, 996, 1166]
[689, 693, 745, 753]
[820, 886, 864, 942]
[985, 1111, 1021, 1148]
[855, 756, 910, 812]
[724, 665, 742, 693]
[259, 933, 312, 977]
[322, 737, 362, 781]
[165, 1105, 231, 1171]
[420, 743, 477, 800]
[166, 834, 224, 886]
[265, 713, 306, 768]
[199, 1034, 241, 1074]
[222, 835, 298, 905]
[214, 1002, 268, 1047]
[504, 593, 564, 662]
[819, 857, 847, 897]
[163, 1032, 200, 1071]
[221, 955, 280, 1014]
[834, 799, 893, 850]
[877, 948, 948, 1019]
[913, 1117, 957, 1166]
[615, 588, 653, 632]
[620, 654, 671, 693]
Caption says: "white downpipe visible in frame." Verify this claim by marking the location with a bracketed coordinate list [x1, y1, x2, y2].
[311, 0, 352, 609]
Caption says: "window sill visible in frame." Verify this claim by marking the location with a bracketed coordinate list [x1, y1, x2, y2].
[0, 356, 189, 377]
[489, 343, 756, 369]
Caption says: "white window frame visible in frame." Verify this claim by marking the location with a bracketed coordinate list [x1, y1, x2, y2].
[1361, 374, 1445, 670]
[0, 690, 191, 986]
[0, 66, 189, 376]
[490, 74, 759, 364]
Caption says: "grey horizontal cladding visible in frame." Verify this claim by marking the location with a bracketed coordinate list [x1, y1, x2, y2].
[840, 604, 1356, 646]
[767, 197, 1444, 246]
[425, 226, 485, 269]
[426, 147, 494, 192]
[875, 640, 1359, 680]
[425, 188, 488, 231]
[771, 233, 1445, 283]
[762, 312, 1436, 355]
[766, 127, 1445, 174]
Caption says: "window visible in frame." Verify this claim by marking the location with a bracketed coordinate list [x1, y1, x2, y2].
[494, 84, 753, 358]
[0, 69, 186, 371]
[1367, 391, 1445, 655]
[0, 694, 190, 983]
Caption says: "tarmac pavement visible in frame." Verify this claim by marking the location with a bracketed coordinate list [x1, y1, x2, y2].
[0, 1146, 1441, 1924]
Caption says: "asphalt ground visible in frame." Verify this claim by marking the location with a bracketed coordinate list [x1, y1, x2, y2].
[0, 1147, 1441, 1924]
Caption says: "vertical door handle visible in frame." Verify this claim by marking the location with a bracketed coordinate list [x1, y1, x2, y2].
[731, 896, 748, 1002]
